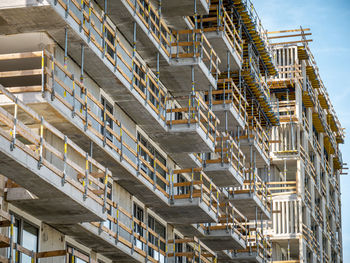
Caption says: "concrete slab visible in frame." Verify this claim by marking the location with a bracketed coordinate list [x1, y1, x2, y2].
[229, 193, 271, 220]
[204, 31, 242, 72]
[55, 223, 143, 263]
[200, 228, 246, 251]
[203, 162, 244, 187]
[227, 251, 263, 263]
[154, 197, 218, 224]
[217, 250, 232, 261]
[212, 103, 246, 132]
[148, 0, 209, 18]
[0, 3, 216, 164]
[0, 93, 219, 223]
[0, 91, 173, 211]
[173, 223, 246, 251]
[0, 129, 106, 224]
[155, 123, 215, 153]
[97, 0, 216, 96]
[170, 153, 202, 169]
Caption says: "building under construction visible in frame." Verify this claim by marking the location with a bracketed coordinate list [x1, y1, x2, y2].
[0, 0, 344, 262]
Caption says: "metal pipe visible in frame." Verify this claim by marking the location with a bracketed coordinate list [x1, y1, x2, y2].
[64, 28, 68, 68]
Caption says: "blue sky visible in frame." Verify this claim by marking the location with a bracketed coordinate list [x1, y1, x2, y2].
[253, 0, 350, 259]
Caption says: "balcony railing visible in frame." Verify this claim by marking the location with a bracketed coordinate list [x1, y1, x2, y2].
[302, 224, 320, 254]
[0, 50, 173, 196]
[124, 0, 172, 56]
[167, 93, 220, 147]
[203, 134, 245, 182]
[304, 188, 312, 210]
[167, 237, 217, 263]
[170, 168, 221, 216]
[217, 202, 248, 237]
[193, 4, 243, 62]
[51, 0, 169, 120]
[92, 203, 167, 263]
[171, 29, 221, 78]
[234, 171, 271, 205]
[241, 116, 270, 161]
[0, 84, 111, 212]
[230, 223, 272, 261]
[205, 76, 248, 130]
[196, 202, 248, 249]
[266, 181, 297, 197]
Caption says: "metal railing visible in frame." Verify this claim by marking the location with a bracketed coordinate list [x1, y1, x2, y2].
[205, 76, 247, 126]
[199, 201, 248, 241]
[170, 168, 221, 215]
[241, 116, 270, 160]
[204, 134, 245, 178]
[167, 93, 220, 145]
[124, 0, 172, 56]
[171, 29, 221, 78]
[266, 181, 296, 197]
[167, 237, 216, 263]
[0, 84, 112, 208]
[232, 172, 271, 210]
[231, 222, 271, 261]
[193, 4, 243, 62]
[52, 0, 168, 120]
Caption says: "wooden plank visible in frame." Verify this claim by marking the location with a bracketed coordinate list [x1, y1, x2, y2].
[0, 69, 42, 78]
[267, 28, 311, 34]
[270, 39, 313, 46]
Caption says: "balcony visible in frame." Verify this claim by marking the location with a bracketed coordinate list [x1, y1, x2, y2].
[192, 4, 243, 71]
[202, 135, 245, 187]
[197, 202, 247, 251]
[170, 29, 221, 93]
[167, 237, 216, 263]
[0, 49, 175, 209]
[0, 85, 108, 225]
[149, 0, 210, 18]
[224, 224, 271, 263]
[161, 168, 220, 224]
[239, 117, 270, 168]
[172, 201, 247, 250]
[164, 93, 219, 154]
[7, 183, 167, 262]
[0, 1, 174, 135]
[98, 0, 219, 95]
[205, 76, 247, 131]
[0, 49, 222, 225]
[229, 172, 271, 220]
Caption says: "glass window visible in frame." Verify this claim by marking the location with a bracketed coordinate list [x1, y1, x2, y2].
[133, 203, 144, 250]
[68, 246, 88, 263]
[148, 215, 165, 263]
[22, 222, 38, 263]
[102, 182, 113, 230]
[137, 133, 167, 190]
[101, 97, 113, 141]
[8, 214, 38, 263]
